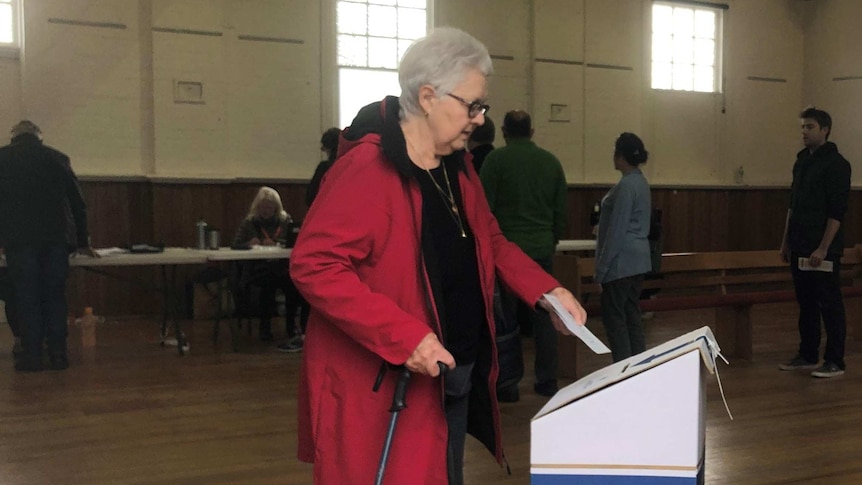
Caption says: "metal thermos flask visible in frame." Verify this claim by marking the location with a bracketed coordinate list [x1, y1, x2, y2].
[207, 228, 220, 250]
[195, 219, 208, 249]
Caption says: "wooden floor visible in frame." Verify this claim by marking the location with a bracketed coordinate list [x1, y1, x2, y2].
[0, 304, 860, 484]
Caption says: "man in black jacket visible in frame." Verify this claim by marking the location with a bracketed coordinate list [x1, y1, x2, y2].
[778, 107, 851, 378]
[0, 120, 94, 371]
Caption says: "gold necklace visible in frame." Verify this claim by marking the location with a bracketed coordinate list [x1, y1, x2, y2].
[405, 137, 467, 238]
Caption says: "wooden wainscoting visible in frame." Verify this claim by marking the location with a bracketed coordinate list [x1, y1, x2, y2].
[72, 180, 862, 317]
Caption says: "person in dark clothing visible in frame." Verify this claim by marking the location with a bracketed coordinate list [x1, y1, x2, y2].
[778, 107, 851, 378]
[233, 186, 302, 346]
[467, 115, 494, 173]
[0, 120, 95, 372]
[480, 110, 568, 398]
[282, 128, 341, 353]
[305, 127, 342, 207]
[0, 265, 20, 357]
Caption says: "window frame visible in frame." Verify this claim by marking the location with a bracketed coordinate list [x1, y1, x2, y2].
[0, 0, 21, 59]
[650, 0, 726, 94]
[334, 0, 430, 127]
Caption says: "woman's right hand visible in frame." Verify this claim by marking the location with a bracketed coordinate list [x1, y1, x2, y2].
[249, 237, 261, 246]
[405, 333, 455, 377]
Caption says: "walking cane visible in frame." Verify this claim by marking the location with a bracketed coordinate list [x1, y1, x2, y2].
[373, 361, 449, 485]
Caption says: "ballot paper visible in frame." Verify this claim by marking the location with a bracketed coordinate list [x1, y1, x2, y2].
[798, 257, 833, 273]
[543, 293, 611, 354]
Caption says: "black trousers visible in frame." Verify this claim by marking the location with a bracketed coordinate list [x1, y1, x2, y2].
[500, 256, 557, 385]
[5, 244, 70, 359]
[445, 361, 474, 485]
[790, 253, 846, 369]
[601, 274, 646, 362]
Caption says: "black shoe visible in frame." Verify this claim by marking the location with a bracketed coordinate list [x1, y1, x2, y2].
[49, 353, 70, 371]
[276, 336, 304, 353]
[497, 386, 520, 403]
[14, 357, 44, 373]
[534, 380, 558, 397]
[259, 331, 274, 342]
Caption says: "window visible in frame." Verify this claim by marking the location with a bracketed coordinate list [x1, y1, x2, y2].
[651, 1, 724, 93]
[336, 0, 427, 127]
[0, 0, 18, 45]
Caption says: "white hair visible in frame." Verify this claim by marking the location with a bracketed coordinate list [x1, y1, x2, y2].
[247, 186, 288, 221]
[398, 27, 493, 118]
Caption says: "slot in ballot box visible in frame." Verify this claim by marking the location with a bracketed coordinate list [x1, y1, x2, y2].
[531, 326, 722, 485]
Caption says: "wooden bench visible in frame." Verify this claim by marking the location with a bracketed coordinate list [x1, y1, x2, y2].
[552, 246, 862, 378]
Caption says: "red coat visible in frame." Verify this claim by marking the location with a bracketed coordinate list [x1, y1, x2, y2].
[290, 97, 560, 484]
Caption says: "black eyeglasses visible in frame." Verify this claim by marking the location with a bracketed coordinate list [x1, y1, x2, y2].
[447, 93, 490, 118]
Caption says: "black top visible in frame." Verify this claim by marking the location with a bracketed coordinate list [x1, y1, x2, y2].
[306, 160, 332, 207]
[413, 160, 485, 365]
[469, 143, 494, 173]
[0, 133, 89, 249]
[788, 142, 851, 258]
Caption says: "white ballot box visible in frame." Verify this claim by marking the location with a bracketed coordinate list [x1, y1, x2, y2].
[531, 326, 722, 485]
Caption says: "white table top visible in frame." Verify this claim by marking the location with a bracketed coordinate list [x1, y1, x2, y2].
[69, 247, 209, 266]
[204, 246, 291, 261]
[555, 240, 597, 252]
[72, 246, 292, 266]
[2, 241, 589, 268]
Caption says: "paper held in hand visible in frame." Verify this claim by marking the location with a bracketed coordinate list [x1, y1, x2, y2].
[798, 257, 833, 273]
[543, 293, 610, 354]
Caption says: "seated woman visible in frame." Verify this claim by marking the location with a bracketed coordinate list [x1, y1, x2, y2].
[232, 186, 301, 344]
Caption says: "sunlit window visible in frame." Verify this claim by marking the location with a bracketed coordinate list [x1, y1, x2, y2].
[0, 0, 18, 46]
[651, 2, 723, 93]
[337, 0, 427, 127]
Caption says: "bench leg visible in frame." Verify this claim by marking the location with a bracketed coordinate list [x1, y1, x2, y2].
[715, 305, 753, 360]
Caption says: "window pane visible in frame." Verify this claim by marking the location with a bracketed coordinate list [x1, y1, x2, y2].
[398, 7, 426, 39]
[368, 5, 397, 37]
[398, 39, 413, 64]
[0, 4, 12, 44]
[339, 68, 401, 128]
[672, 7, 693, 36]
[652, 62, 673, 90]
[338, 34, 368, 66]
[694, 65, 714, 92]
[672, 64, 693, 91]
[653, 4, 673, 33]
[695, 38, 715, 66]
[695, 10, 716, 39]
[672, 36, 693, 64]
[398, 0, 426, 8]
[337, 2, 367, 35]
[652, 34, 672, 62]
[369, 0, 396, 5]
[368, 36, 398, 69]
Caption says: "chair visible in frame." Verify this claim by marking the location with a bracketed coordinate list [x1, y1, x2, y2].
[190, 265, 236, 345]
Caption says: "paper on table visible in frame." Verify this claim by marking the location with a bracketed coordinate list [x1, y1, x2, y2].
[543, 293, 611, 354]
[94, 247, 128, 257]
[797, 257, 833, 273]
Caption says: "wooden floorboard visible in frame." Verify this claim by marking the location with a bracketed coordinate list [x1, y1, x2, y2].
[0, 303, 859, 484]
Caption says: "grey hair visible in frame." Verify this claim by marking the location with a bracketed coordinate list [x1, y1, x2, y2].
[11, 120, 42, 139]
[247, 186, 289, 222]
[398, 27, 493, 118]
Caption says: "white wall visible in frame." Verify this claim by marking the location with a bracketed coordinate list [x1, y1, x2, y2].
[803, 0, 862, 185]
[0, 0, 843, 185]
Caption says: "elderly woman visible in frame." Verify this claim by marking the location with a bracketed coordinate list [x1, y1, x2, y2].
[595, 133, 652, 362]
[290, 28, 586, 484]
[233, 186, 301, 345]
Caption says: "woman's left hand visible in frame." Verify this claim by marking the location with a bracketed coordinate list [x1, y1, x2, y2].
[538, 287, 587, 336]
